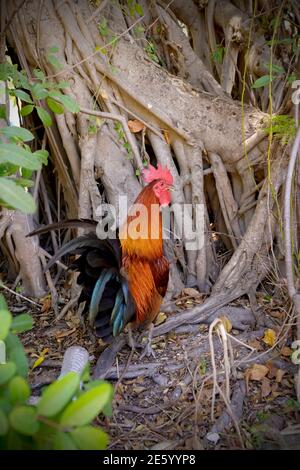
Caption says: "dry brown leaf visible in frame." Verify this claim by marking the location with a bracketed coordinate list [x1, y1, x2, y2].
[261, 377, 271, 397]
[262, 328, 277, 347]
[269, 310, 284, 319]
[281, 346, 293, 357]
[182, 287, 201, 298]
[248, 363, 269, 381]
[40, 296, 51, 313]
[248, 339, 262, 351]
[219, 315, 232, 333]
[128, 119, 145, 133]
[275, 369, 286, 383]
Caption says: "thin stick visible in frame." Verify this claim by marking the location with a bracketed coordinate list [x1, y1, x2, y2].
[0, 281, 40, 307]
[79, 107, 144, 171]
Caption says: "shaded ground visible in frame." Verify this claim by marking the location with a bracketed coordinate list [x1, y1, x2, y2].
[6, 287, 300, 450]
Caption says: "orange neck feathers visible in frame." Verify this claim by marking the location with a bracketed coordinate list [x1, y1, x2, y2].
[120, 182, 163, 260]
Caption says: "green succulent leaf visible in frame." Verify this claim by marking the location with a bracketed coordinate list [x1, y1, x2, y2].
[11, 314, 33, 334]
[0, 409, 9, 436]
[0, 362, 16, 385]
[9, 376, 30, 404]
[0, 308, 12, 340]
[37, 372, 80, 417]
[60, 383, 113, 427]
[9, 406, 39, 436]
[70, 426, 108, 450]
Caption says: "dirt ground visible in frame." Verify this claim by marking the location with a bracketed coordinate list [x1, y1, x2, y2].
[7, 285, 300, 451]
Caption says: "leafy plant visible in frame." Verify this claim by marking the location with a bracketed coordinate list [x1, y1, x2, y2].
[0, 294, 112, 450]
[0, 60, 80, 213]
[212, 45, 225, 65]
[264, 114, 297, 143]
[144, 41, 160, 64]
[114, 121, 132, 158]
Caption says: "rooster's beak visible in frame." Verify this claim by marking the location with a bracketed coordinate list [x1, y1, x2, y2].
[168, 185, 175, 191]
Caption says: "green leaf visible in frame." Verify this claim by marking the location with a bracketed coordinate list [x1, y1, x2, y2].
[46, 97, 64, 114]
[20, 104, 34, 117]
[0, 178, 36, 213]
[9, 376, 30, 404]
[47, 54, 63, 70]
[57, 81, 69, 89]
[0, 126, 34, 142]
[37, 372, 80, 418]
[11, 314, 33, 334]
[33, 69, 45, 80]
[14, 178, 34, 188]
[0, 104, 6, 120]
[58, 95, 80, 113]
[13, 90, 33, 104]
[33, 149, 49, 165]
[0, 308, 12, 340]
[31, 83, 48, 100]
[0, 294, 8, 310]
[60, 383, 112, 427]
[49, 46, 59, 53]
[0, 409, 9, 436]
[36, 106, 52, 127]
[83, 380, 113, 417]
[70, 426, 108, 450]
[252, 75, 273, 88]
[0, 362, 16, 385]
[6, 333, 29, 378]
[9, 406, 39, 436]
[135, 3, 143, 16]
[0, 143, 42, 170]
[53, 431, 77, 450]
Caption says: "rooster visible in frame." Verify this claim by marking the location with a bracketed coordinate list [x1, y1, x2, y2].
[28, 164, 173, 356]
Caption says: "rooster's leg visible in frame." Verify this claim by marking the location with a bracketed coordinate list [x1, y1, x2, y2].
[140, 323, 156, 358]
[126, 323, 137, 353]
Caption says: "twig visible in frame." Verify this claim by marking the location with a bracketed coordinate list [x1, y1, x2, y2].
[0, 281, 40, 307]
[55, 289, 82, 321]
[79, 107, 144, 172]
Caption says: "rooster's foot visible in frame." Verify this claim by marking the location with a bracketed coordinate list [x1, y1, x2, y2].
[140, 341, 156, 359]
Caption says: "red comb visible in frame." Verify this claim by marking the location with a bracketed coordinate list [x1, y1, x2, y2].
[142, 164, 173, 185]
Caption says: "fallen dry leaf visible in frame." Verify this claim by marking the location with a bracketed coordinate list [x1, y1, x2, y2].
[261, 377, 271, 397]
[262, 328, 277, 347]
[40, 296, 51, 313]
[128, 119, 145, 133]
[281, 346, 293, 357]
[247, 363, 269, 381]
[182, 287, 201, 298]
[269, 310, 284, 319]
[275, 369, 286, 383]
[248, 338, 262, 351]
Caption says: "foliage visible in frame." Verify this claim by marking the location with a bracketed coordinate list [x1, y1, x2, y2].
[264, 114, 297, 143]
[114, 121, 132, 158]
[0, 60, 79, 213]
[0, 294, 112, 450]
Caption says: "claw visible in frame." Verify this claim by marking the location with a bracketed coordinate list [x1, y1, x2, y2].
[140, 341, 156, 359]
[139, 322, 155, 358]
